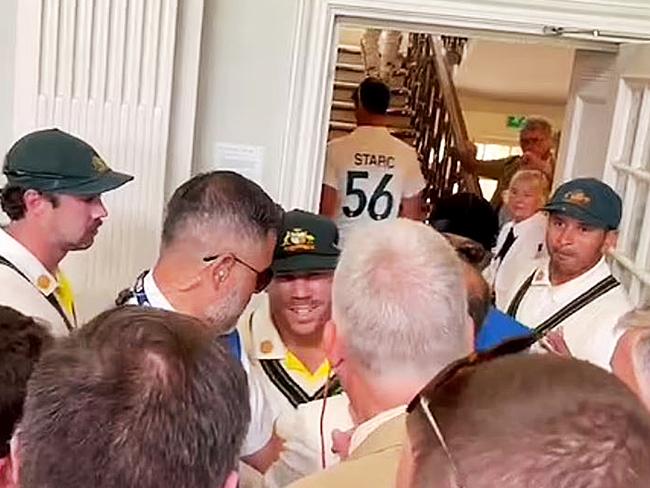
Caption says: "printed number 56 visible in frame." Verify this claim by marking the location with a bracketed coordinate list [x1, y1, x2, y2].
[342, 171, 394, 220]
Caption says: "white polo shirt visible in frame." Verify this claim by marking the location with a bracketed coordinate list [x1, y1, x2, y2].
[483, 212, 548, 305]
[324, 126, 425, 241]
[124, 270, 273, 456]
[0, 227, 73, 336]
[500, 257, 632, 370]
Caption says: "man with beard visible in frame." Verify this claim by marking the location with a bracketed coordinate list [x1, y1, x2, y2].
[0, 129, 133, 335]
[499, 178, 632, 370]
[118, 171, 283, 475]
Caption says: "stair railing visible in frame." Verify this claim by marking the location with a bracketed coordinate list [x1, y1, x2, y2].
[405, 34, 482, 214]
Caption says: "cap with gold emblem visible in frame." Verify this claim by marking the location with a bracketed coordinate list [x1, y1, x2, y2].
[3, 128, 133, 195]
[272, 209, 340, 276]
[542, 178, 622, 230]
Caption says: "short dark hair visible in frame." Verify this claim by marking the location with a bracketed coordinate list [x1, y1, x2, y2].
[430, 192, 499, 251]
[18, 306, 250, 488]
[0, 306, 52, 458]
[161, 171, 283, 247]
[409, 354, 650, 488]
[0, 185, 59, 221]
[463, 263, 491, 334]
[353, 77, 391, 115]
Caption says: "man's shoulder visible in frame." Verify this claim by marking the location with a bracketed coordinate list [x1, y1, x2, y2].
[287, 444, 402, 488]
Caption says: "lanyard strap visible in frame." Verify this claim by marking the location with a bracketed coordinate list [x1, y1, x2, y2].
[506, 270, 620, 340]
[129, 269, 241, 361]
[0, 255, 74, 331]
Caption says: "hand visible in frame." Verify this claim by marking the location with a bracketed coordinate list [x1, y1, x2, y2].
[453, 141, 478, 170]
[539, 330, 572, 357]
[331, 428, 353, 460]
[521, 152, 552, 177]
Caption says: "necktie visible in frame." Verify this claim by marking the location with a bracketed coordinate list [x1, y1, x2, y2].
[496, 227, 517, 261]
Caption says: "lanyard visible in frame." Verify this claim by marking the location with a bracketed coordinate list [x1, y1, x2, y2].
[132, 270, 241, 361]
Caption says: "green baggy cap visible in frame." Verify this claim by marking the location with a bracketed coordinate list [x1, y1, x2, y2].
[272, 210, 340, 276]
[543, 178, 622, 230]
[3, 128, 134, 195]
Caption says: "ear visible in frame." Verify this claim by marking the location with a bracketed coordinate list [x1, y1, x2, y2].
[221, 470, 238, 488]
[322, 319, 342, 366]
[2, 435, 21, 488]
[603, 230, 618, 254]
[22, 189, 50, 216]
[207, 255, 235, 290]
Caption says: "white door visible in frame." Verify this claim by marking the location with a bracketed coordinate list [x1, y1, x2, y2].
[12, 0, 180, 319]
[556, 49, 617, 186]
[601, 43, 650, 305]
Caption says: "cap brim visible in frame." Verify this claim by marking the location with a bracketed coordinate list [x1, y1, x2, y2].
[63, 170, 134, 196]
[542, 202, 610, 229]
[272, 254, 338, 276]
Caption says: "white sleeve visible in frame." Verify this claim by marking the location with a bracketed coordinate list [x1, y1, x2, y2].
[240, 354, 274, 456]
[402, 147, 426, 198]
[323, 142, 340, 189]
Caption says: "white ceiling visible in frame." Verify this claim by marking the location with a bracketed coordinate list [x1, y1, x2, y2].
[454, 39, 575, 105]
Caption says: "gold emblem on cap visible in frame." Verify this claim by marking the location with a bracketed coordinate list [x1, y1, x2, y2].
[36, 275, 51, 290]
[91, 156, 110, 174]
[281, 228, 316, 253]
[563, 190, 591, 207]
[260, 340, 274, 354]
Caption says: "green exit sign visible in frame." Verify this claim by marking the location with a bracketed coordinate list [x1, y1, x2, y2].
[507, 116, 527, 130]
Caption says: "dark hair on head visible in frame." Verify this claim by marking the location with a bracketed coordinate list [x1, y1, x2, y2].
[352, 77, 391, 115]
[430, 192, 499, 250]
[0, 306, 53, 458]
[0, 185, 59, 221]
[161, 171, 283, 247]
[17, 306, 250, 488]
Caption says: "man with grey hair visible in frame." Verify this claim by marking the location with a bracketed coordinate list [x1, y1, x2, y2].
[117, 171, 283, 474]
[289, 218, 473, 488]
[457, 116, 555, 212]
[611, 308, 650, 411]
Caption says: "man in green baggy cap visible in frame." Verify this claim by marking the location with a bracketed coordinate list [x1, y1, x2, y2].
[0, 128, 133, 335]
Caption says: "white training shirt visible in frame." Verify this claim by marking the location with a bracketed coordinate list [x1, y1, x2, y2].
[125, 270, 273, 456]
[483, 212, 548, 305]
[499, 257, 632, 371]
[324, 126, 425, 241]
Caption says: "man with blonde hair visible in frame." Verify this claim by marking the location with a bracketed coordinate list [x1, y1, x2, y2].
[289, 218, 473, 488]
[611, 308, 650, 411]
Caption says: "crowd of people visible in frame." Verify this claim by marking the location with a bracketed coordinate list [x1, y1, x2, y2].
[1, 77, 650, 488]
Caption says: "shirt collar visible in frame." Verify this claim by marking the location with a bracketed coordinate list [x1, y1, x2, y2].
[143, 270, 176, 311]
[249, 294, 287, 360]
[532, 256, 611, 294]
[349, 404, 406, 454]
[0, 227, 58, 296]
[512, 211, 546, 236]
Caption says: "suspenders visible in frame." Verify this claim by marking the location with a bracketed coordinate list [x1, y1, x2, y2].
[0, 255, 74, 331]
[506, 270, 620, 341]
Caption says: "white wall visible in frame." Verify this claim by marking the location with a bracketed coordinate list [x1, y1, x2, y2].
[192, 0, 300, 199]
[0, 0, 17, 155]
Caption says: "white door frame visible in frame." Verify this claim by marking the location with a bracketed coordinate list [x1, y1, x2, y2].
[278, 0, 650, 211]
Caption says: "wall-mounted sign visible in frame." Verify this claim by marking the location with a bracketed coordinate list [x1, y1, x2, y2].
[506, 115, 527, 130]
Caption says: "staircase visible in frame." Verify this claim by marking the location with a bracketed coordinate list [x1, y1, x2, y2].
[329, 43, 414, 144]
[328, 31, 481, 216]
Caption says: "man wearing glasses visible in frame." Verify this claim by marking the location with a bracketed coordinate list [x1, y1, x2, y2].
[117, 171, 283, 475]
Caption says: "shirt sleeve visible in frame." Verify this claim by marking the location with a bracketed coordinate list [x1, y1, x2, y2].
[240, 358, 274, 456]
[402, 148, 426, 198]
[322, 142, 339, 189]
[474, 156, 512, 180]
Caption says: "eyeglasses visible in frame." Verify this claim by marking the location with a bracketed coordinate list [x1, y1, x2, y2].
[406, 336, 536, 488]
[203, 253, 273, 293]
